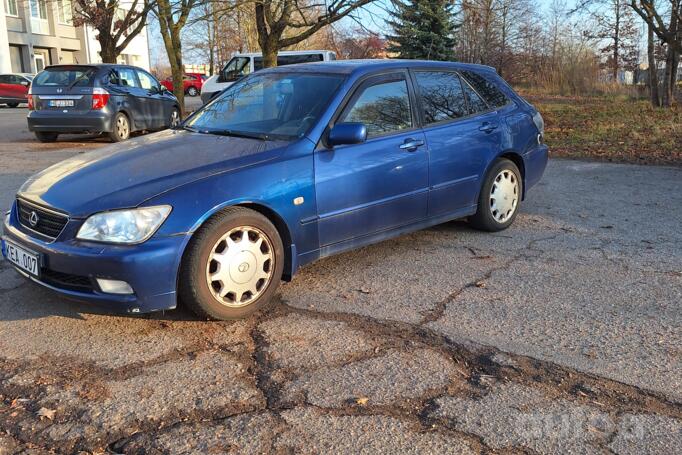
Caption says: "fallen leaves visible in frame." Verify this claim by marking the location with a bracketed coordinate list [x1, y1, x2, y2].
[36, 407, 56, 420]
[355, 397, 369, 406]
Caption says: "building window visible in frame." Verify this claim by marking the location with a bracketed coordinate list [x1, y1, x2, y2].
[5, 0, 18, 16]
[57, 0, 73, 24]
[29, 0, 48, 20]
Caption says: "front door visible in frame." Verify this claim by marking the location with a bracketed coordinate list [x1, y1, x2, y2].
[315, 72, 429, 247]
[136, 69, 167, 128]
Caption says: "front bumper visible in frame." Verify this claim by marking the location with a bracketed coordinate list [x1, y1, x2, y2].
[2, 205, 187, 313]
[27, 110, 111, 133]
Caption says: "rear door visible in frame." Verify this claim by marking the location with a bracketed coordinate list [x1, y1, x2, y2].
[412, 69, 503, 216]
[108, 67, 147, 129]
[30, 66, 98, 113]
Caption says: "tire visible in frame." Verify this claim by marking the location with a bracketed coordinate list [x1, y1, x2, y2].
[34, 132, 58, 142]
[179, 207, 284, 320]
[187, 86, 198, 97]
[108, 112, 130, 142]
[469, 158, 523, 232]
[168, 107, 180, 129]
[7, 102, 19, 108]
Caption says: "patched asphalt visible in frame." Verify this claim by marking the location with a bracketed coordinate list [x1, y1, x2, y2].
[0, 107, 680, 453]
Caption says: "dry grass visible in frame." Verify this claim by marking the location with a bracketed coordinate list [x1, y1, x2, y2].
[520, 92, 682, 167]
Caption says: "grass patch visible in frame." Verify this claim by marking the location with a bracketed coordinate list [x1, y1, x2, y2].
[521, 92, 681, 166]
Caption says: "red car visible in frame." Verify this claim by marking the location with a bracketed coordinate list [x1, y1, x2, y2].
[0, 73, 32, 107]
[160, 72, 205, 97]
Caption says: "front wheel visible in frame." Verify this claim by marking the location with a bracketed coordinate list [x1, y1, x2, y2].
[187, 86, 198, 97]
[108, 112, 130, 142]
[34, 132, 58, 142]
[179, 207, 284, 320]
[469, 158, 522, 232]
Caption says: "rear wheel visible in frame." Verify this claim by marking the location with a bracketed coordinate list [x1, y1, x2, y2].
[109, 112, 130, 142]
[179, 207, 284, 320]
[34, 132, 58, 143]
[187, 86, 198, 97]
[7, 102, 19, 108]
[469, 158, 522, 232]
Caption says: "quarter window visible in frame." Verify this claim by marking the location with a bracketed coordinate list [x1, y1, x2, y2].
[461, 80, 488, 113]
[460, 70, 510, 108]
[414, 71, 467, 124]
[341, 78, 412, 138]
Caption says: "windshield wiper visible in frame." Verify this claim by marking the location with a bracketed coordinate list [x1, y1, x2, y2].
[206, 129, 270, 141]
[182, 125, 199, 133]
[66, 68, 95, 90]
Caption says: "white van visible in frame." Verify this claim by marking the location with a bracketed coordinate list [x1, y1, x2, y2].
[200, 50, 337, 103]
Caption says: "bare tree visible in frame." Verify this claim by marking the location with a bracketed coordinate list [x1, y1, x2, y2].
[71, 0, 153, 63]
[630, 0, 681, 106]
[253, 0, 377, 68]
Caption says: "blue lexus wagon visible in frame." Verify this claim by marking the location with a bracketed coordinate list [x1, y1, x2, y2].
[1, 60, 548, 320]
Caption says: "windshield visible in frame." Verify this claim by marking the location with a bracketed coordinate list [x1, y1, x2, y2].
[33, 66, 95, 87]
[186, 72, 345, 140]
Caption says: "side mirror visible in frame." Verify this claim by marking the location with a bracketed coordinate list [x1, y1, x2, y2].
[327, 122, 367, 147]
[20, 81, 29, 86]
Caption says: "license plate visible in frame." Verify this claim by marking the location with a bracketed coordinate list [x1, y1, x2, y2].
[48, 99, 74, 107]
[2, 238, 40, 278]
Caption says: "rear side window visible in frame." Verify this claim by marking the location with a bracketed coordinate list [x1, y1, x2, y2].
[341, 78, 412, 138]
[414, 71, 467, 124]
[460, 70, 510, 108]
[110, 68, 139, 88]
[33, 67, 96, 87]
[0, 75, 11, 84]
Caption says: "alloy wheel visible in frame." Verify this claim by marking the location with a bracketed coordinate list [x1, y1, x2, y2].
[170, 109, 180, 128]
[205, 226, 274, 308]
[489, 169, 519, 223]
[116, 115, 129, 139]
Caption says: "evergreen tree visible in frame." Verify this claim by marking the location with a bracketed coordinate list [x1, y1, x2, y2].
[387, 0, 458, 61]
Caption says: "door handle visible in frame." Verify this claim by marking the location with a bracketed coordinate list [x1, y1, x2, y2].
[479, 122, 498, 133]
[399, 139, 425, 151]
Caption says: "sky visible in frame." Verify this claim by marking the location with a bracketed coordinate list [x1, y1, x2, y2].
[147, 0, 574, 69]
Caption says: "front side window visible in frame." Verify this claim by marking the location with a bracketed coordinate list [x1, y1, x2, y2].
[341, 78, 412, 138]
[186, 72, 345, 140]
[57, 0, 73, 24]
[5, 0, 18, 16]
[29, 0, 47, 19]
[221, 57, 250, 81]
[414, 71, 467, 124]
[136, 70, 158, 90]
[460, 70, 510, 108]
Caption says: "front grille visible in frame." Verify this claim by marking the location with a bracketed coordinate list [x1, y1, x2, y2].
[41, 269, 94, 293]
[17, 199, 69, 239]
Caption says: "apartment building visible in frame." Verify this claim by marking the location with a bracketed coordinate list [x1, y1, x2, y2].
[0, 0, 150, 74]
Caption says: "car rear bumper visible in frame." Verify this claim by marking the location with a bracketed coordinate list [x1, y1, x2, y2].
[27, 110, 111, 133]
[523, 143, 549, 192]
[1, 206, 187, 314]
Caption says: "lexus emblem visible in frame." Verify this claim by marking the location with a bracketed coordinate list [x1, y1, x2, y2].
[29, 211, 39, 227]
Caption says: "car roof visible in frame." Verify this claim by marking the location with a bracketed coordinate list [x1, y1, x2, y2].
[257, 59, 496, 77]
[233, 50, 335, 58]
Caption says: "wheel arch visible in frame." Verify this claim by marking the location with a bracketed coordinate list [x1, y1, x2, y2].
[484, 150, 526, 200]
[114, 108, 136, 132]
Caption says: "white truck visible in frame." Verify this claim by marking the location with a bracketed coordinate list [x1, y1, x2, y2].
[200, 50, 337, 104]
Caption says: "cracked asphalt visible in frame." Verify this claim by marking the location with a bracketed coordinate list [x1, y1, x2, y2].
[0, 106, 680, 454]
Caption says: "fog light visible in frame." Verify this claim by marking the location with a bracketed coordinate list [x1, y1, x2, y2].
[96, 278, 134, 294]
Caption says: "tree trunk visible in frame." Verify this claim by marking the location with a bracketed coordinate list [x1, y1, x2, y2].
[98, 33, 117, 63]
[613, 4, 620, 82]
[647, 24, 660, 107]
[661, 45, 676, 107]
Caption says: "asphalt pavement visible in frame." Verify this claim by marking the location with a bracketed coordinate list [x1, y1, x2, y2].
[0, 105, 680, 454]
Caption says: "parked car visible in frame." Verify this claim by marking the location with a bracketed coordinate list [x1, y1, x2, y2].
[27, 64, 181, 143]
[0, 73, 33, 107]
[2, 60, 548, 320]
[161, 72, 205, 97]
[200, 50, 336, 103]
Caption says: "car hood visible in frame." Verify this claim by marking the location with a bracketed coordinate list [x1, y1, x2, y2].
[18, 129, 288, 217]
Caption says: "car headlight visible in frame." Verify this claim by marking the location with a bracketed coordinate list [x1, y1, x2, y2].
[77, 205, 171, 244]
